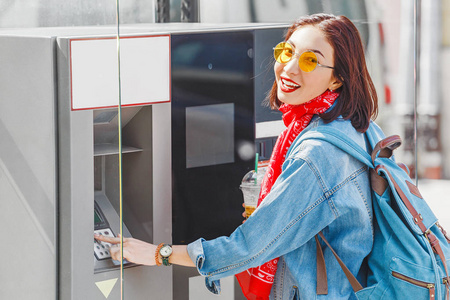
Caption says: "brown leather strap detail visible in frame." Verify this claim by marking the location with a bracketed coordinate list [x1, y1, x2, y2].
[406, 180, 423, 199]
[371, 135, 402, 164]
[315, 235, 328, 295]
[371, 169, 388, 196]
[429, 285, 435, 300]
[426, 232, 450, 299]
[318, 232, 363, 292]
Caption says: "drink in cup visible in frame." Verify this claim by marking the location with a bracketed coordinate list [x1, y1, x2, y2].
[240, 169, 265, 218]
[245, 204, 256, 218]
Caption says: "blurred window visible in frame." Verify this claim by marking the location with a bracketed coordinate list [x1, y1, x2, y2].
[315, 0, 369, 48]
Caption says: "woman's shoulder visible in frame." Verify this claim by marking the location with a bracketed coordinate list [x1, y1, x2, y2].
[287, 116, 367, 162]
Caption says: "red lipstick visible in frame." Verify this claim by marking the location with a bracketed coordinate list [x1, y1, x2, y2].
[279, 76, 301, 93]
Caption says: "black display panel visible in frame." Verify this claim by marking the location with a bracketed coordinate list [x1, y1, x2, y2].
[171, 31, 255, 244]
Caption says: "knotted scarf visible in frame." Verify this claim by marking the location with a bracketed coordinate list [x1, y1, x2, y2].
[235, 90, 340, 300]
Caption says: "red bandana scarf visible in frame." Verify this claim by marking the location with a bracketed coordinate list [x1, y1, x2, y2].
[235, 90, 340, 300]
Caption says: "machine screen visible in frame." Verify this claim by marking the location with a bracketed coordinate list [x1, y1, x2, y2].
[94, 209, 103, 225]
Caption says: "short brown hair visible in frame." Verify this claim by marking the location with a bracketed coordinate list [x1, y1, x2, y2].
[268, 14, 378, 132]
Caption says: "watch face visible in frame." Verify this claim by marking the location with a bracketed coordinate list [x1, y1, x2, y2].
[160, 245, 172, 257]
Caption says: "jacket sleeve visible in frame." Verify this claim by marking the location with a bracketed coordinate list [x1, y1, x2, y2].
[186, 154, 340, 292]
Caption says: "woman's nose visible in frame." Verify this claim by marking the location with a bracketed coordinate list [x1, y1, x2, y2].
[284, 56, 300, 75]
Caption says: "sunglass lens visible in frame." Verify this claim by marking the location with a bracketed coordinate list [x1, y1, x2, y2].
[299, 51, 318, 72]
[273, 42, 293, 64]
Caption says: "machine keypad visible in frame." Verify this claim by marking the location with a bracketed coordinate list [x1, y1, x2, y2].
[94, 228, 114, 260]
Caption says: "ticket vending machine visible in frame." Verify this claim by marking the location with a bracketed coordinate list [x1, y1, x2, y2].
[0, 24, 287, 300]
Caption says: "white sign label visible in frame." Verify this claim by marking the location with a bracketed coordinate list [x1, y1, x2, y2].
[70, 35, 170, 110]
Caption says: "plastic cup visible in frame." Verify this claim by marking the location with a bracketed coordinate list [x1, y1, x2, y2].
[240, 169, 264, 218]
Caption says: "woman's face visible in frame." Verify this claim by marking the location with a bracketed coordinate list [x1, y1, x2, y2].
[274, 25, 340, 106]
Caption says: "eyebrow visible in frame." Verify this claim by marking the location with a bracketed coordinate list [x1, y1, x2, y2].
[307, 49, 326, 59]
[286, 40, 326, 58]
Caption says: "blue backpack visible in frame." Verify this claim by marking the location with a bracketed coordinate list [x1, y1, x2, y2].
[299, 122, 450, 299]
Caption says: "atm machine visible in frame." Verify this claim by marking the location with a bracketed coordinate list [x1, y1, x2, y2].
[0, 27, 172, 299]
[0, 23, 286, 300]
[57, 32, 173, 299]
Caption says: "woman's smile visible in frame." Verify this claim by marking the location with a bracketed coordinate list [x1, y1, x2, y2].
[280, 76, 301, 93]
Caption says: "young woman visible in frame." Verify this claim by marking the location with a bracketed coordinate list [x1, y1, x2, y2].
[96, 13, 378, 299]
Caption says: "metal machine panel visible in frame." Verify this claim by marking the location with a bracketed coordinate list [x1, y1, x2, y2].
[0, 35, 57, 300]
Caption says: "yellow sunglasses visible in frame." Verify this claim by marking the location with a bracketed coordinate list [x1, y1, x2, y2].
[273, 42, 335, 72]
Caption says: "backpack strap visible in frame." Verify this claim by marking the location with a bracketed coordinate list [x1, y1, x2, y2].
[370, 135, 401, 163]
[298, 124, 400, 167]
[297, 127, 374, 168]
[316, 232, 363, 293]
[315, 235, 328, 295]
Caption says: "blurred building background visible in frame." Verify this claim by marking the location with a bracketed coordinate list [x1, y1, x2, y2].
[1, 0, 449, 181]
[1, 0, 449, 223]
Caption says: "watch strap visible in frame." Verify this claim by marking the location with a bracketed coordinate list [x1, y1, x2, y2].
[162, 256, 171, 266]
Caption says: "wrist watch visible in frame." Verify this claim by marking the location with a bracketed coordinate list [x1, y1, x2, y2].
[159, 244, 173, 266]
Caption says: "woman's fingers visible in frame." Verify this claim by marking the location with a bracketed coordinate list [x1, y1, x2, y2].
[96, 236, 156, 266]
[95, 234, 120, 244]
[94, 233, 129, 244]
[241, 202, 246, 223]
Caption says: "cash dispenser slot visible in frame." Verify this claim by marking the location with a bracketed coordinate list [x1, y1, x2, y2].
[93, 108, 144, 156]
[94, 144, 142, 156]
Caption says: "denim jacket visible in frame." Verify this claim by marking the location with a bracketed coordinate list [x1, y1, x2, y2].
[187, 116, 375, 299]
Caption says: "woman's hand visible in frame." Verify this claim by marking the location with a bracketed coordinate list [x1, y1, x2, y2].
[95, 234, 157, 266]
[242, 203, 247, 223]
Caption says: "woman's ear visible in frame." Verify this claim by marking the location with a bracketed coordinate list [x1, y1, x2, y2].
[329, 79, 343, 91]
